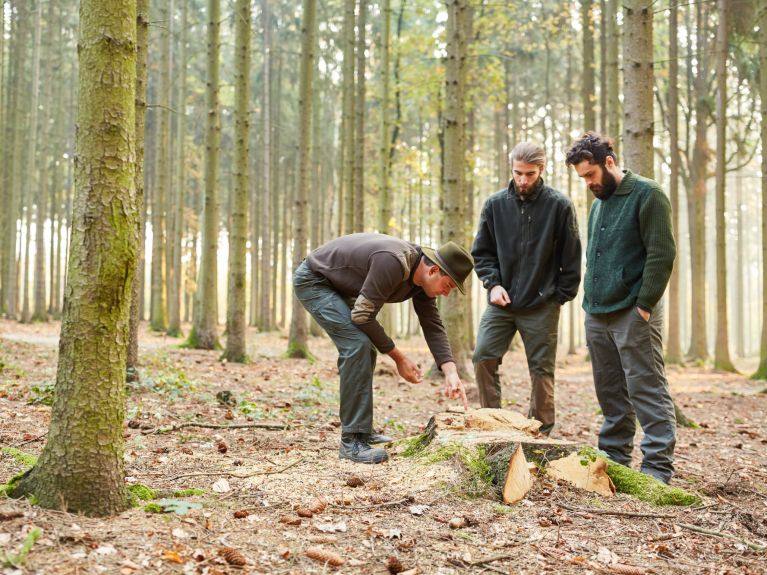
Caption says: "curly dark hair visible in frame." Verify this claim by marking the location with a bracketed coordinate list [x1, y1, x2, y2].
[565, 132, 617, 166]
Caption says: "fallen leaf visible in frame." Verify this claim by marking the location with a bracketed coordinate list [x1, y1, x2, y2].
[408, 505, 429, 516]
[161, 550, 183, 563]
[315, 521, 347, 533]
[171, 528, 188, 539]
[95, 545, 117, 555]
[212, 478, 230, 493]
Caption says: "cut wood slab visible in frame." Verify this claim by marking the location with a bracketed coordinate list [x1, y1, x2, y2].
[502, 444, 532, 503]
[546, 452, 616, 497]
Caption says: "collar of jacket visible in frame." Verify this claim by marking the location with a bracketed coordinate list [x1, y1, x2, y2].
[506, 177, 545, 202]
[613, 169, 636, 196]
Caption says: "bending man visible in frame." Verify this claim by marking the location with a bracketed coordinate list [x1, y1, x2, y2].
[293, 233, 473, 464]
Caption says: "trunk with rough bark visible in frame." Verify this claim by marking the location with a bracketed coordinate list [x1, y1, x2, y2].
[11, 0, 138, 517]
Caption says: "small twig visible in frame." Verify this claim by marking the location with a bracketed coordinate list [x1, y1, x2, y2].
[164, 460, 301, 483]
[556, 502, 677, 519]
[13, 433, 46, 447]
[142, 421, 287, 435]
[466, 553, 515, 566]
[331, 497, 413, 510]
[676, 522, 766, 552]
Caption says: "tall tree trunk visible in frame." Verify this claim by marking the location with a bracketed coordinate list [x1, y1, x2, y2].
[341, 0, 356, 234]
[581, 0, 596, 212]
[32, 0, 54, 323]
[286, 0, 317, 359]
[622, 0, 653, 176]
[187, 0, 221, 350]
[20, 0, 43, 324]
[353, 0, 367, 232]
[754, 0, 767, 377]
[258, 0, 273, 332]
[665, 1, 683, 364]
[687, 2, 711, 363]
[168, 0, 187, 337]
[4, 5, 29, 320]
[442, 0, 471, 377]
[379, 0, 392, 235]
[223, 0, 250, 363]
[127, 0, 149, 382]
[11, 0, 138, 516]
[605, 0, 620, 154]
[150, 0, 171, 332]
[713, 0, 735, 372]
[271, 51, 282, 329]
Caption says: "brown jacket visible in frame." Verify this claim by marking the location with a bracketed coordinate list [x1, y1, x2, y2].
[306, 233, 454, 366]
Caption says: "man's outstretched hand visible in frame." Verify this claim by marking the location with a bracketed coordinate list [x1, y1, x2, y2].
[388, 347, 423, 384]
[440, 361, 469, 411]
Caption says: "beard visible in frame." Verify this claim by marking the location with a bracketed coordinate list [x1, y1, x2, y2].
[589, 166, 618, 200]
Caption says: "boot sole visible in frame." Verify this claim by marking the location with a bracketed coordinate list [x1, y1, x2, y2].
[339, 452, 389, 464]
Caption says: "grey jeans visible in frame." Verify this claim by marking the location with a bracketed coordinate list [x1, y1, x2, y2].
[585, 302, 676, 482]
[293, 261, 377, 434]
[472, 300, 561, 434]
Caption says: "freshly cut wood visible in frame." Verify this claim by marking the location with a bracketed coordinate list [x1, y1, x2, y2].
[461, 408, 542, 434]
[546, 452, 616, 497]
[502, 444, 532, 504]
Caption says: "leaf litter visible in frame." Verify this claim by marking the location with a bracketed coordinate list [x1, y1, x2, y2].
[0, 320, 766, 573]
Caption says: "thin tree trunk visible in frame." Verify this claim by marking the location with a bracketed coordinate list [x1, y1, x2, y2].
[581, 0, 596, 213]
[150, 0, 171, 332]
[353, 0, 367, 232]
[755, 0, 767, 377]
[127, 0, 149, 381]
[713, 0, 735, 372]
[441, 0, 471, 377]
[622, 0, 653, 176]
[687, 2, 710, 363]
[187, 0, 221, 349]
[223, 0, 250, 363]
[605, 0, 620, 153]
[379, 0, 392, 234]
[21, 0, 43, 324]
[286, 0, 317, 359]
[341, 0, 356, 234]
[168, 0, 187, 337]
[665, 1, 683, 364]
[259, 0, 273, 332]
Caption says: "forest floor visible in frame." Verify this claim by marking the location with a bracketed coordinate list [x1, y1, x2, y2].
[1, 318, 766, 575]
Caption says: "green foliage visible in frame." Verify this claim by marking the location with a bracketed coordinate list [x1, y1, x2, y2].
[294, 375, 337, 407]
[1, 448, 38, 468]
[1, 527, 42, 568]
[128, 365, 196, 400]
[173, 488, 205, 497]
[148, 498, 203, 515]
[578, 448, 702, 506]
[237, 400, 268, 418]
[28, 381, 55, 406]
[398, 429, 435, 458]
[128, 484, 156, 504]
[283, 341, 316, 362]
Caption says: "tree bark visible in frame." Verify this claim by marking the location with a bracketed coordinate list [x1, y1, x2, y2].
[665, 1, 683, 365]
[223, 0, 250, 363]
[167, 0, 187, 337]
[11, 0, 138, 516]
[754, 0, 767, 378]
[187, 0, 221, 350]
[622, 0, 653, 177]
[713, 0, 736, 372]
[286, 0, 317, 359]
[442, 0, 472, 377]
[127, 0, 149, 381]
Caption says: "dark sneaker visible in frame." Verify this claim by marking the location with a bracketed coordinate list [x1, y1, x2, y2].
[339, 433, 389, 464]
[365, 432, 393, 444]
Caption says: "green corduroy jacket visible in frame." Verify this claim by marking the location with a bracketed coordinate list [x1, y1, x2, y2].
[583, 170, 676, 315]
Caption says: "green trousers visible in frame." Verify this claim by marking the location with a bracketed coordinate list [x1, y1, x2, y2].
[472, 300, 561, 434]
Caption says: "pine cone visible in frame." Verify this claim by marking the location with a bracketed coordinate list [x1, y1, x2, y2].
[296, 507, 314, 518]
[233, 510, 249, 519]
[217, 547, 247, 566]
[305, 546, 345, 567]
[386, 555, 404, 574]
[346, 476, 364, 487]
[308, 497, 327, 514]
